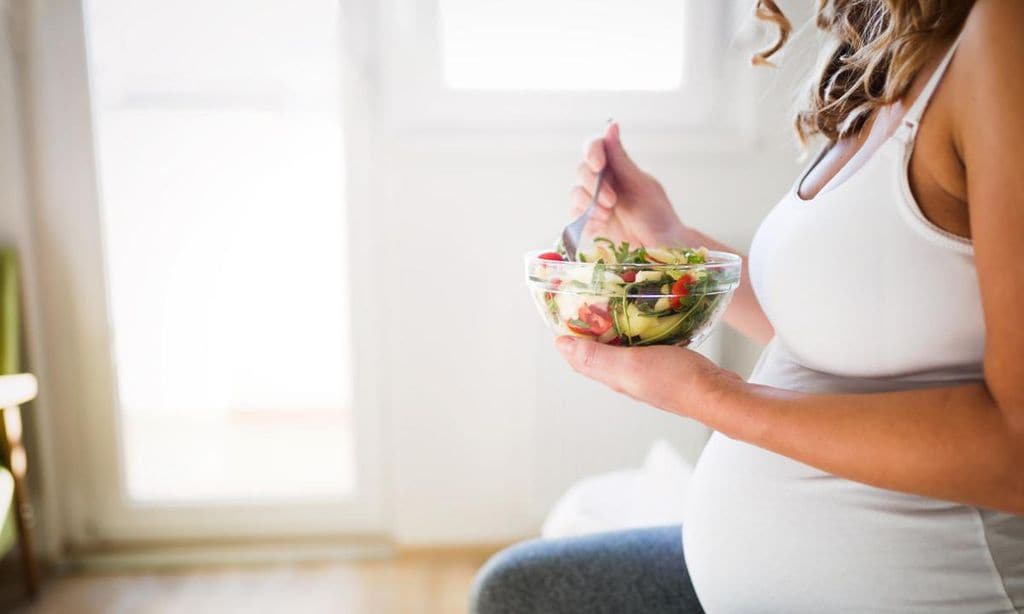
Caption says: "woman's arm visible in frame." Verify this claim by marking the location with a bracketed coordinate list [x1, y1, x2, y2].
[556, 0, 1024, 515]
[716, 382, 1024, 514]
[555, 336, 1024, 514]
[956, 0, 1024, 436]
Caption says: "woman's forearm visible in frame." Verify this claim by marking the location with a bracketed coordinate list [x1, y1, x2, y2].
[676, 225, 774, 345]
[704, 378, 1024, 514]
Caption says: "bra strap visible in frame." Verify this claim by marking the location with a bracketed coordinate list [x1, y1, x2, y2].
[895, 28, 967, 142]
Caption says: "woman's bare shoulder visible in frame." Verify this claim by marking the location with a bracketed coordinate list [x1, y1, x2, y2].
[957, 0, 1024, 69]
[947, 0, 1024, 147]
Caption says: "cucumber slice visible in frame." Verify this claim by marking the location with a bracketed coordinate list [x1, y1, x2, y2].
[636, 295, 709, 345]
[624, 303, 654, 336]
[613, 292, 714, 346]
[612, 301, 653, 338]
[636, 313, 685, 342]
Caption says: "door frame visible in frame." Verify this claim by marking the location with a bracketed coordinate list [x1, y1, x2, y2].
[17, 0, 390, 546]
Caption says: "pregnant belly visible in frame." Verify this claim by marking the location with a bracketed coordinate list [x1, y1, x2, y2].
[682, 434, 1015, 613]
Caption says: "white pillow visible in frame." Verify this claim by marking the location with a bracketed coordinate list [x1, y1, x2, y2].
[541, 440, 695, 539]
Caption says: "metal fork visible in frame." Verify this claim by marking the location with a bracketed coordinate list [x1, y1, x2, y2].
[560, 168, 605, 261]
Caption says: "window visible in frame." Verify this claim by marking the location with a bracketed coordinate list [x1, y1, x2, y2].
[379, 0, 751, 136]
[439, 0, 686, 91]
[83, 0, 355, 503]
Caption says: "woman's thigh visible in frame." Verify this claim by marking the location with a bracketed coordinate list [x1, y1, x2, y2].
[469, 525, 704, 614]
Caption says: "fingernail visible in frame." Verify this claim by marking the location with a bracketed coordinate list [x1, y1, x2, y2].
[555, 337, 576, 355]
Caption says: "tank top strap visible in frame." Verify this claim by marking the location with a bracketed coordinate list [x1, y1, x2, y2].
[895, 28, 967, 142]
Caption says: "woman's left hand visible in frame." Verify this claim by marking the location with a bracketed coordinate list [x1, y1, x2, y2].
[554, 336, 745, 424]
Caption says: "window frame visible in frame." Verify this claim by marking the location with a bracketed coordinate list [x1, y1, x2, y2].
[376, 0, 758, 141]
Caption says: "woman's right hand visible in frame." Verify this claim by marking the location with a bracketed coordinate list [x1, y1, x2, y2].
[571, 122, 688, 248]
[574, 123, 774, 344]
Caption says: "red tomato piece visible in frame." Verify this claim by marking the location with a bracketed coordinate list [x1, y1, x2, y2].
[538, 252, 564, 261]
[578, 304, 613, 335]
[567, 319, 597, 336]
[670, 274, 693, 309]
[620, 270, 637, 283]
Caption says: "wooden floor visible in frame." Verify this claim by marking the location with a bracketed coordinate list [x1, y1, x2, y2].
[4, 550, 496, 614]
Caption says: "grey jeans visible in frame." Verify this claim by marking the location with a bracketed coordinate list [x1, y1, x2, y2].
[469, 525, 704, 614]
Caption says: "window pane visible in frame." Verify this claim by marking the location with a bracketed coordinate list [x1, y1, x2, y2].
[439, 0, 686, 91]
[83, 0, 354, 503]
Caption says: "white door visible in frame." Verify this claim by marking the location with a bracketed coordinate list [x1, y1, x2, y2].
[24, 0, 385, 543]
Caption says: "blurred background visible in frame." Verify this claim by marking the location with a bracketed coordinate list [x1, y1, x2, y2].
[0, 0, 813, 611]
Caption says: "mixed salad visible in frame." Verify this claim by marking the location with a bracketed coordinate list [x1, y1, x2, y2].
[527, 238, 739, 347]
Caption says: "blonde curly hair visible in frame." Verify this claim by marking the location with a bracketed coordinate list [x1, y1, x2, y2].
[754, 0, 974, 143]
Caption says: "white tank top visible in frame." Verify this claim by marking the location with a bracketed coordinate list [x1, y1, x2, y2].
[684, 32, 1024, 613]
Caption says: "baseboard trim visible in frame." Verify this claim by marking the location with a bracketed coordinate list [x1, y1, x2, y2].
[396, 541, 513, 560]
[65, 538, 395, 572]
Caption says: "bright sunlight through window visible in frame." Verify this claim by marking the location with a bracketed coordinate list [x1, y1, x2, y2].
[84, 0, 355, 503]
[439, 0, 686, 91]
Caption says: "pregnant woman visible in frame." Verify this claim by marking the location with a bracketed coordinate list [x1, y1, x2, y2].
[472, 0, 1024, 612]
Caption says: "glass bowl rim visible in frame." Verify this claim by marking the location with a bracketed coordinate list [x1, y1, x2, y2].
[537, 286, 738, 299]
[524, 248, 742, 270]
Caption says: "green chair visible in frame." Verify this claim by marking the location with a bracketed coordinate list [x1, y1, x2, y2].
[0, 249, 39, 595]
[0, 470, 15, 556]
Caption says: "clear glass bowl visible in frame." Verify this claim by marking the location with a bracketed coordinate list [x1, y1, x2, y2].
[524, 249, 742, 348]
